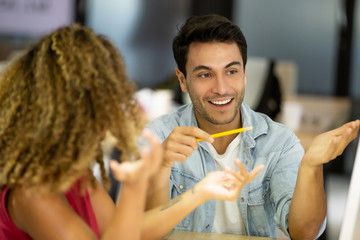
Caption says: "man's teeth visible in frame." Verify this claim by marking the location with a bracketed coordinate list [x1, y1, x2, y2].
[210, 99, 231, 105]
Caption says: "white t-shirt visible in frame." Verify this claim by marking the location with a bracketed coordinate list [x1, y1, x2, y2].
[206, 134, 246, 235]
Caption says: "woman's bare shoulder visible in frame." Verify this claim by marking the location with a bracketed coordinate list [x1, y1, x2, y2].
[7, 187, 64, 230]
[8, 186, 98, 240]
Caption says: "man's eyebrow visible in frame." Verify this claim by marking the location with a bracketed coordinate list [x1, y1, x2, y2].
[192, 65, 211, 73]
[192, 61, 242, 73]
[225, 61, 242, 68]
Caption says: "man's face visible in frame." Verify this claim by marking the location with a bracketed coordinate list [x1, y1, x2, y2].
[176, 41, 246, 127]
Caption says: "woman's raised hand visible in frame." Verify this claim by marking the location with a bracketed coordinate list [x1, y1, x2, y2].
[109, 130, 163, 183]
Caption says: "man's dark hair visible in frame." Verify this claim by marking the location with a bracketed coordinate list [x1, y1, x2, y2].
[172, 14, 247, 77]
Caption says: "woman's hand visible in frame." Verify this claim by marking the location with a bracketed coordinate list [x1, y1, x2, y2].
[196, 159, 264, 201]
[109, 130, 163, 183]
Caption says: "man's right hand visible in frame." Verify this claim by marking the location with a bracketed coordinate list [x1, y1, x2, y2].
[162, 126, 214, 168]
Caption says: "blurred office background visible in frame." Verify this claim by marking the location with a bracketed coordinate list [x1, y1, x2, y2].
[0, 0, 359, 239]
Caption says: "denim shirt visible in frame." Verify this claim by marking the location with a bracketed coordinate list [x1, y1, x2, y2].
[142, 103, 325, 238]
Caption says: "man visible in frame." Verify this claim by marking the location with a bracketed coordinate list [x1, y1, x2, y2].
[142, 14, 360, 239]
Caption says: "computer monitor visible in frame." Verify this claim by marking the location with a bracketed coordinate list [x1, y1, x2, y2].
[339, 138, 360, 240]
[0, 0, 76, 36]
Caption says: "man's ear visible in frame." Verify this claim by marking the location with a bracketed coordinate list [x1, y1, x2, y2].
[175, 68, 188, 93]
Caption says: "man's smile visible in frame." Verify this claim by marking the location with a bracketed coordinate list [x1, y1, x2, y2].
[209, 98, 233, 105]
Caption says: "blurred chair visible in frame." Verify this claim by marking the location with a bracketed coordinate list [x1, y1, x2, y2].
[244, 57, 298, 120]
[108, 148, 122, 203]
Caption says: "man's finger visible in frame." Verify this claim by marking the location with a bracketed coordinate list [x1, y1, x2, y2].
[330, 120, 359, 136]
[174, 126, 214, 143]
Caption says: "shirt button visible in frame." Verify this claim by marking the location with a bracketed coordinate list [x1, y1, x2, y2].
[240, 197, 245, 202]
[205, 224, 210, 228]
[179, 184, 184, 190]
[245, 160, 248, 165]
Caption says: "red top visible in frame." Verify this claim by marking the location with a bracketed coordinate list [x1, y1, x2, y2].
[0, 181, 100, 240]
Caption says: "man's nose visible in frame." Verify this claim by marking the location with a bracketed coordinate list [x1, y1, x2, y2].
[212, 75, 227, 95]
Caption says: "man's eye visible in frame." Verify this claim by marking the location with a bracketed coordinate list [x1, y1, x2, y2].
[199, 73, 211, 78]
[226, 69, 238, 75]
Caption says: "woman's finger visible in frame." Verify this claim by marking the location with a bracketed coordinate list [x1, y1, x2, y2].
[248, 165, 265, 182]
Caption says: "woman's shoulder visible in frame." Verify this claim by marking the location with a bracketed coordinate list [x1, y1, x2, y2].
[0, 187, 33, 240]
[6, 184, 100, 239]
[8, 187, 67, 231]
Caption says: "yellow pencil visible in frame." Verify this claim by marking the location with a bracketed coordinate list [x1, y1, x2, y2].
[197, 126, 253, 142]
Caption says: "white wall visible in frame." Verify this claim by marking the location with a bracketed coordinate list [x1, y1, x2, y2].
[234, 0, 338, 95]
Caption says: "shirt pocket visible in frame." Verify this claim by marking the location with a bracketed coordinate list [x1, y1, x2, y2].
[248, 179, 269, 204]
[247, 179, 274, 236]
[170, 169, 201, 230]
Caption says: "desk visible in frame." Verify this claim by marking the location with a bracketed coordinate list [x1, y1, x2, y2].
[277, 95, 351, 150]
[161, 231, 286, 240]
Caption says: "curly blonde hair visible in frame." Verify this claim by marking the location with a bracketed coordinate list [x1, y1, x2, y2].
[0, 24, 144, 192]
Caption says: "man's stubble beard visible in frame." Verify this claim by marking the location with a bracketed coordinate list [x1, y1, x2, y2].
[190, 88, 245, 126]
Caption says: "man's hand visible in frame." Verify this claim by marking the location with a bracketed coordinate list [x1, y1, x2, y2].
[196, 159, 265, 202]
[302, 120, 360, 167]
[144, 127, 211, 209]
[109, 130, 163, 184]
[162, 126, 213, 168]
[287, 121, 359, 240]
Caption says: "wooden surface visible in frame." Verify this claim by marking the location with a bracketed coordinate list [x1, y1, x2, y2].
[160, 230, 286, 240]
[277, 95, 351, 150]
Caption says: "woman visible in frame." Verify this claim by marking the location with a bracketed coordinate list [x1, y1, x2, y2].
[0, 25, 264, 240]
